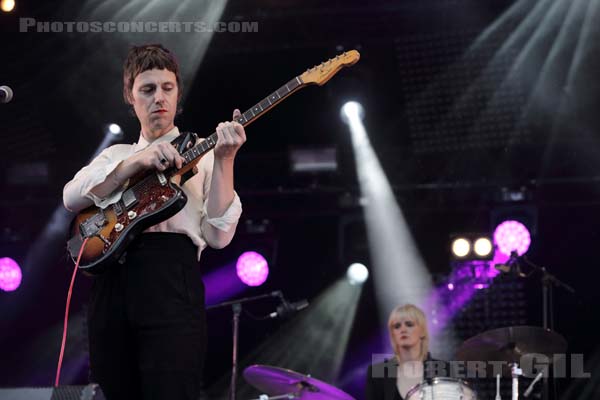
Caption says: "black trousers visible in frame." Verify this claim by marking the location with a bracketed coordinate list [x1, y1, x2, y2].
[87, 233, 207, 400]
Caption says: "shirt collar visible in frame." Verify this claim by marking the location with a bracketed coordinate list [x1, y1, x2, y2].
[133, 126, 180, 152]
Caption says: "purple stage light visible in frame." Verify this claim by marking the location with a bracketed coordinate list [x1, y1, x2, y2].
[447, 283, 454, 291]
[236, 251, 269, 287]
[494, 220, 531, 256]
[0, 257, 22, 292]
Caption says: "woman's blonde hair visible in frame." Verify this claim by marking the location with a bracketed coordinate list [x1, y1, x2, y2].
[387, 304, 429, 362]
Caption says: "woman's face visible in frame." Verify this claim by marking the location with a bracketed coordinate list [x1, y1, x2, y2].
[390, 314, 425, 351]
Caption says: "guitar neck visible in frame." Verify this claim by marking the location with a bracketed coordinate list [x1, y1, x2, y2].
[178, 75, 305, 168]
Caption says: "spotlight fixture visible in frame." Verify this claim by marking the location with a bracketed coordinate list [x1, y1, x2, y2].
[107, 123, 123, 136]
[450, 234, 493, 260]
[236, 251, 269, 287]
[451, 238, 471, 258]
[346, 263, 369, 285]
[1, 0, 15, 13]
[473, 237, 493, 257]
[493, 220, 531, 256]
[340, 101, 364, 123]
[0, 257, 22, 292]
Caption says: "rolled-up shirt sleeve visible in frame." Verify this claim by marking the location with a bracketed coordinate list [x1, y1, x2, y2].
[62, 146, 129, 213]
[197, 149, 242, 249]
[199, 191, 242, 249]
[203, 191, 242, 232]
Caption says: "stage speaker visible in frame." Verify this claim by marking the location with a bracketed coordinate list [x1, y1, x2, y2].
[0, 384, 104, 400]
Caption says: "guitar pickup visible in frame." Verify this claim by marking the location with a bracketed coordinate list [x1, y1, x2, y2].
[122, 188, 138, 209]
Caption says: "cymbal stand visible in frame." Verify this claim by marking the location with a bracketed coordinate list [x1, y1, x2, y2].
[207, 291, 283, 400]
[511, 363, 522, 400]
[519, 255, 575, 400]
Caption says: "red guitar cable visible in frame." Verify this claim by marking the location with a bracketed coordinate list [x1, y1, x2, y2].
[54, 237, 88, 387]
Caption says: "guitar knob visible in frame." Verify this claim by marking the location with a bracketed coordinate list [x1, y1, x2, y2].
[127, 211, 137, 220]
[115, 223, 124, 232]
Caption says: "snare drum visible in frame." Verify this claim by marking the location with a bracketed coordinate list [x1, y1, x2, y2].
[405, 377, 476, 400]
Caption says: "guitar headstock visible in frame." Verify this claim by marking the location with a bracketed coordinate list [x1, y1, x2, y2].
[300, 50, 360, 86]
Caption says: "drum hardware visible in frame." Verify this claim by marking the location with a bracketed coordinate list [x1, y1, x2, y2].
[523, 371, 544, 398]
[206, 291, 287, 400]
[510, 363, 522, 400]
[494, 253, 576, 399]
[519, 255, 574, 400]
[495, 374, 501, 400]
[456, 326, 567, 400]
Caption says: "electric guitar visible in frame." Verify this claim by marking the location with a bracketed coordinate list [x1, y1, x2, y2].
[67, 50, 361, 274]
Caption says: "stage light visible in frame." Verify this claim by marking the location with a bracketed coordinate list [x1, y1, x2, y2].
[473, 237, 493, 257]
[289, 147, 337, 173]
[451, 238, 470, 258]
[0, 257, 22, 292]
[447, 283, 454, 291]
[1, 0, 15, 13]
[494, 220, 531, 256]
[343, 93, 432, 326]
[340, 101, 364, 123]
[450, 234, 493, 260]
[346, 263, 369, 285]
[107, 123, 122, 136]
[236, 251, 269, 287]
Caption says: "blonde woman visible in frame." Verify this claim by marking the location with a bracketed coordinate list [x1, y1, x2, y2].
[365, 304, 447, 400]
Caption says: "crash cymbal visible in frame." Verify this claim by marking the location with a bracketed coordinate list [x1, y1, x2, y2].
[243, 365, 355, 400]
[456, 325, 567, 364]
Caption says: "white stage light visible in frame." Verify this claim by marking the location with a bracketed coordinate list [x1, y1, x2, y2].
[108, 123, 122, 135]
[451, 238, 471, 258]
[347, 263, 369, 285]
[340, 101, 364, 123]
[473, 237, 493, 257]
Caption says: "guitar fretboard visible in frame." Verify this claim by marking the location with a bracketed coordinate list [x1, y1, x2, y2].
[180, 76, 303, 166]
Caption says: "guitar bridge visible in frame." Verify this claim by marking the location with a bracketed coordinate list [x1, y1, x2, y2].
[79, 211, 107, 238]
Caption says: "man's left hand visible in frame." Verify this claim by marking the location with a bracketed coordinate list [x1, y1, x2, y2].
[214, 109, 246, 160]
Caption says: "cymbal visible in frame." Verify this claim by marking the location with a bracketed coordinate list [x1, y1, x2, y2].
[456, 325, 567, 364]
[243, 365, 355, 400]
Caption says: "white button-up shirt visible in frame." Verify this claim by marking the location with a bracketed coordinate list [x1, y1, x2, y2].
[63, 127, 242, 260]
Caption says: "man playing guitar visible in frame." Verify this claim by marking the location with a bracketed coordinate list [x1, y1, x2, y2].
[63, 43, 246, 400]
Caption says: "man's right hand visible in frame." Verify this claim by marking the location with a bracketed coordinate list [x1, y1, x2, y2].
[131, 142, 186, 172]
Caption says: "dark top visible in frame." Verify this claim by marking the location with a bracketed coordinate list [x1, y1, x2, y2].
[365, 355, 451, 400]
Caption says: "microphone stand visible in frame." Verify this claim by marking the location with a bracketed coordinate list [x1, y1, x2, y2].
[207, 291, 282, 400]
[516, 254, 575, 400]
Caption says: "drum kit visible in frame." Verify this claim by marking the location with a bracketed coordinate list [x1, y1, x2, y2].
[242, 325, 567, 400]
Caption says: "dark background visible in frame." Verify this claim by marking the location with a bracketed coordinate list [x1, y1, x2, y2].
[1, 0, 600, 398]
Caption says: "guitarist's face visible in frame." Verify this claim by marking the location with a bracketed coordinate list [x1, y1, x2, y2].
[129, 68, 179, 141]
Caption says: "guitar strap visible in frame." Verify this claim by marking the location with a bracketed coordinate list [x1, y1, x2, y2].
[171, 131, 199, 186]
